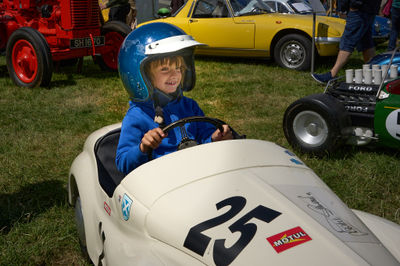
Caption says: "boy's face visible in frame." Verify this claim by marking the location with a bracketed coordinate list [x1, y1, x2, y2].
[151, 61, 182, 94]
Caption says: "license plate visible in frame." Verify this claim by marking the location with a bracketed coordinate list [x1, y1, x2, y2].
[70, 36, 105, 49]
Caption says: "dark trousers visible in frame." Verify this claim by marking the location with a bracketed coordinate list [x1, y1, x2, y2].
[388, 7, 400, 51]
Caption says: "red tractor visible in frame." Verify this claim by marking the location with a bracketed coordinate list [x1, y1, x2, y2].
[0, 0, 131, 87]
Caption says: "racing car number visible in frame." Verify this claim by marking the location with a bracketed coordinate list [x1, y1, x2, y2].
[183, 196, 281, 266]
[385, 109, 400, 139]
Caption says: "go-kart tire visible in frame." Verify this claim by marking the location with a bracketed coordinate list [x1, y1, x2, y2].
[274, 34, 311, 71]
[6, 27, 53, 88]
[95, 21, 131, 71]
[75, 196, 90, 262]
[283, 93, 350, 156]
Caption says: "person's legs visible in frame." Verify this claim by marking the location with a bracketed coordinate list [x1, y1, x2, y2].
[331, 50, 352, 77]
[362, 47, 375, 62]
[388, 7, 400, 51]
[312, 11, 373, 84]
[355, 13, 375, 62]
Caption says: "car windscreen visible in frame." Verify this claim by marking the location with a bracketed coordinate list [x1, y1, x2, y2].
[288, 0, 313, 14]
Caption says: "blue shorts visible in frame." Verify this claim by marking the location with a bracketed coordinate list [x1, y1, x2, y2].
[339, 11, 375, 52]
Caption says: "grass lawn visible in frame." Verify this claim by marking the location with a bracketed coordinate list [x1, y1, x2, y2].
[0, 45, 399, 264]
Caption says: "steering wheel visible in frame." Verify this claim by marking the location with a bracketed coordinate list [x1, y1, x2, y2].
[147, 116, 245, 159]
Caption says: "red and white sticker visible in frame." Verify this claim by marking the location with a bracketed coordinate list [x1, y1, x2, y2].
[104, 201, 111, 216]
[267, 226, 312, 253]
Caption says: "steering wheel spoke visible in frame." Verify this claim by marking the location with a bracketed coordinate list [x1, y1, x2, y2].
[147, 116, 245, 159]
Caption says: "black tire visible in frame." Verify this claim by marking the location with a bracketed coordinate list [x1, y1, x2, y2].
[95, 21, 131, 71]
[273, 33, 312, 71]
[283, 93, 350, 156]
[75, 196, 90, 262]
[6, 27, 52, 87]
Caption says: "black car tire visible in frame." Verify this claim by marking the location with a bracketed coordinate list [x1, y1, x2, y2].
[75, 196, 90, 262]
[283, 93, 350, 156]
[274, 34, 311, 71]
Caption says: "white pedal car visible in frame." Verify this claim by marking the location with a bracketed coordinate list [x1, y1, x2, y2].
[68, 117, 400, 266]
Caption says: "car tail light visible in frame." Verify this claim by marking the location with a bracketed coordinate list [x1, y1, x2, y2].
[386, 79, 400, 95]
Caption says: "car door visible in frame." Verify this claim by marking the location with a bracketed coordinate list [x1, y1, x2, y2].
[187, 0, 254, 49]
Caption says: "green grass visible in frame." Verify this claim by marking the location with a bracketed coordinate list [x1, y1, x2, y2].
[1, 46, 399, 264]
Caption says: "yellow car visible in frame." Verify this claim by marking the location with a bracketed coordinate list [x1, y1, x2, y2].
[139, 0, 345, 70]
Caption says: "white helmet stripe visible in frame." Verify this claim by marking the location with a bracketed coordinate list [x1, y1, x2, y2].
[145, 35, 206, 55]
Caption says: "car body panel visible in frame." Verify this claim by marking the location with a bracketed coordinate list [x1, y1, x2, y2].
[374, 81, 400, 148]
[188, 17, 255, 49]
[369, 51, 400, 76]
[139, 0, 344, 60]
[267, 0, 390, 43]
[353, 209, 400, 261]
[69, 124, 400, 265]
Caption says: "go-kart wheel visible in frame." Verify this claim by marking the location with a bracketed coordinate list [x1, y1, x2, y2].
[6, 27, 53, 88]
[274, 34, 311, 71]
[75, 196, 90, 261]
[283, 94, 350, 156]
[95, 21, 131, 71]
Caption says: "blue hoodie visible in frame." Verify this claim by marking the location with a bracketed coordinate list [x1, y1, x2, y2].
[116, 96, 215, 174]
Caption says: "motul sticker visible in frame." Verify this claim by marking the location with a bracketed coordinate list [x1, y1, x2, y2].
[267, 226, 312, 253]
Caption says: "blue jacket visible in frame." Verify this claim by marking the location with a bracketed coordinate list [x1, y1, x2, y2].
[116, 96, 215, 174]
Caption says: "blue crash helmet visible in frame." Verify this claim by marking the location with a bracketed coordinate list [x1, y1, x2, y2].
[118, 22, 204, 101]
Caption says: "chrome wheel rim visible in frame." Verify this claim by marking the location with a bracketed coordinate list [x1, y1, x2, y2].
[280, 40, 305, 68]
[293, 110, 328, 147]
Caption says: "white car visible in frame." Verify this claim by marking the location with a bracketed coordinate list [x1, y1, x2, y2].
[68, 117, 400, 265]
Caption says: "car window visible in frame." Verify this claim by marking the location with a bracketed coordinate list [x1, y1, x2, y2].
[192, 0, 230, 18]
[288, 0, 312, 13]
[277, 2, 290, 13]
[229, 0, 274, 16]
[263, 1, 277, 12]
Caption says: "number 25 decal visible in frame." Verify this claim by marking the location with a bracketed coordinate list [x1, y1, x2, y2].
[183, 196, 281, 266]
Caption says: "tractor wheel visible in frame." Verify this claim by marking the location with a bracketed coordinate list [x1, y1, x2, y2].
[283, 93, 350, 156]
[6, 27, 52, 88]
[273, 34, 311, 71]
[95, 21, 131, 71]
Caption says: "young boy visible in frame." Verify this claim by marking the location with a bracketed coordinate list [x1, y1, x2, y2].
[116, 23, 232, 174]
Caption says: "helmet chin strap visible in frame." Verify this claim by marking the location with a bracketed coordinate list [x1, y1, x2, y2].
[152, 87, 182, 128]
[148, 87, 182, 161]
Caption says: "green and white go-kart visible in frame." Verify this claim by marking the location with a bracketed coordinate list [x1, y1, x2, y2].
[283, 74, 400, 155]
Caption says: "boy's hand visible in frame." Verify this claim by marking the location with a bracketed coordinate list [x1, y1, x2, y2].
[211, 124, 233, 142]
[140, 128, 167, 153]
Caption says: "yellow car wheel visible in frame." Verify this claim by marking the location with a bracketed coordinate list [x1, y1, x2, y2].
[274, 34, 311, 71]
